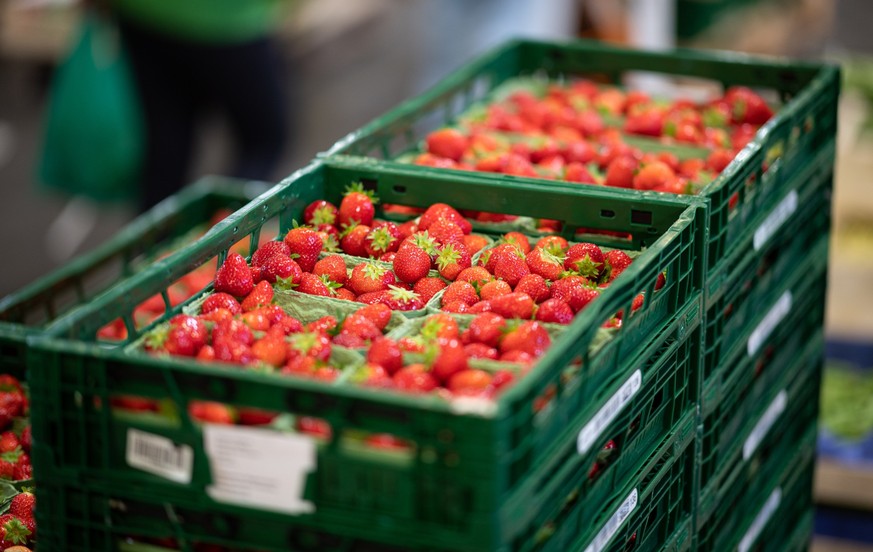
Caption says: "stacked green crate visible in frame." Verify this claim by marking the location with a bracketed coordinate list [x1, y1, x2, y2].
[28, 160, 704, 551]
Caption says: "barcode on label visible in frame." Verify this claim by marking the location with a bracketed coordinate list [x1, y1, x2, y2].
[747, 291, 792, 357]
[126, 429, 193, 484]
[753, 189, 798, 251]
[578, 370, 642, 455]
[738, 488, 782, 552]
[584, 489, 639, 552]
[743, 390, 787, 461]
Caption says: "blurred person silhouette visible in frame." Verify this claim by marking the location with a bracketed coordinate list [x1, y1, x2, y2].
[99, 0, 293, 211]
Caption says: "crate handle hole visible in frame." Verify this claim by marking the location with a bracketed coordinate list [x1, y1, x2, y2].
[361, 179, 378, 193]
[393, 185, 407, 194]
[600, 209, 616, 219]
[631, 210, 653, 226]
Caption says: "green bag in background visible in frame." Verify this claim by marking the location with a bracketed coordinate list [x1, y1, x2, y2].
[38, 12, 143, 204]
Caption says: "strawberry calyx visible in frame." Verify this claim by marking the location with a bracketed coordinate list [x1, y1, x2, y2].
[345, 182, 380, 204]
[367, 227, 396, 255]
[322, 234, 341, 253]
[570, 255, 601, 280]
[410, 231, 439, 256]
[387, 285, 420, 304]
[311, 205, 337, 226]
[0, 447, 23, 464]
[362, 262, 388, 281]
[435, 244, 461, 271]
[540, 248, 565, 267]
[339, 221, 360, 239]
[287, 331, 323, 356]
[320, 274, 343, 296]
[1, 516, 31, 545]
[274, 274, 299, 291]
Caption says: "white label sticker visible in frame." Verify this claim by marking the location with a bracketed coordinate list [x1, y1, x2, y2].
[753, 189, 798, 251]
[738, 487, 782, 552]
[743, 390, 787, 461]
[126, 429, 193, 484]
[584, 489, 639, 552]
[578, 370, 642, 455]
[203, 424, 317, 515]
[747, 291, 793, 357]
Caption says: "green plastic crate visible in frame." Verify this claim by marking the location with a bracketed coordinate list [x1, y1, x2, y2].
[697, 332, 823, 526]
[324, 38, 839, 281]
[696, 428, 817, 551]
[0, 177, 270, 380]
[28, 160, 704, 551]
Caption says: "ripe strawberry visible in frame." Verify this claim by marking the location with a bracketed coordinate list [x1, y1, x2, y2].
[442, 300, 470, 314]
[354, 303, 392, 331]
[564, 243, 606, 280]
[500, 350, 535, 365]
[502, 232, 531, 254]
[241, 280, 274, 311]
[489, 292, 535, 319]
[413, 277, 447, 303]
[189, 401, 235, 424]
[0, 433, 19, 454]
[9, 492, 34, 538]
[238, 407, 280, 426]
[565, 162, 598, 184]
[467, 300, 493, 314]
[655, 272, 666, 290]
[428, 218, 465, 246]
[357, 291, 389, 305]
[251, 241, 292, 267]
[0, 460, 13, 480]
[393, 244, 432, 284]
[214, 252, 254, 297]
[493, 248, 530, 287]
[150, 314, 208, 357]
[364, 224, 400, 258]
[479, 243, 514, 273]
[605, 250, 633, 282]
[212, 318, 254, 346]
[212, 339, 255, 364]
[241, 309, 271, 331]
[536, 298, 574, 324]
[726, 86, 773, 125]
[339, 313, 382, 341]
[421, 313, 460, 340]
[0, 514, 31, 548]
[633, 161, 676, 191]
[354, 363, 394, 388]
[430, 338, 469, 384]
[332, 332, 367, 349]
[288, 331, 332, 362]
[479, 279, 512, 301]
[393, 364, 438, 393]
[441, 281, 479, 307]
[448, 369, 493, 394]
[462, 234, 490, 255]
[605, 156, 637, 188]
[463, 342, 499, 360]
[550, 276, 597, 313]
[249, 264, 265, 283]
[297, 273, 339, 297]
[18, 427, 30, 453]
[313, 255, 349, 285]
[425, 128, 469, 161]
[706, 149, 734, 173]
[338, 183, 377, 227]
[252, 336, 288, 367]
[382, 286, 425, 311]
[515, 273, 549, 303]
[500, 321, 551, 357]
[349, 262, 396, 295]
[436, 243, 471, 281]
[303, 199, 338, 226]
[262, 254, 303, 286]
[283, 227, 323, 273]
[467, 313, 506, 347]
[367, 337, 404, 375]
[306, 315, 337, 334]
[418, 203, 472, 234]
[340, 223, 371, 257]
[526, 247, 564, 281]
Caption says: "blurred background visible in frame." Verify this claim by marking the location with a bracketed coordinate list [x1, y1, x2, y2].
[0, 0, 872, 549]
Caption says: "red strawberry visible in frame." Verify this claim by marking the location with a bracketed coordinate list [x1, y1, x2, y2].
[526, 247, 565, 281]
[397, 220, 419, 240]
[0, 433, 19, 454]
[413, 277, 447, 303]
[442, 300, 470, 314]
[241, 309, 272, 331]
[349, 262, 396, 295]
[251, 241, 291, 267]
[564, 243, 605, 280]
[288, 331, 332, 362]
[633, 160, 676, 191]
[479, 279, 512, 301]
[436, 243, 471, 281]
[297, 273, 339, 297]
[418, 203, 472, 234]
[214, 252, 254, 297]
[536, 298, 574, 324]
[500, 321, 551, 357]
[726, 86, 773, 125]
[338, 183, 377, 227]
[261, 304, 288, 324]
[489, 292, 535, 319]
[430, 338, 469, 383]
[706, 149, 734, 173]
[456, 266, 493, 286]
[306, 315, 337, 334]
[238, 407, 280, 426]
[333, 332, 367, 348]
[252, 336, 288, 367]
[428, 218, 465, 246]
[463, 342, 499, 360]
[241, 280, 274, 311]
[189, 401, 235, 424]
[480, 243, 516, 273]
[493, 248, 530, 287]
[393, 244, 432, 284]
[262, 254, 303, 286]
[605, 156, 637, 188]
[355, 363, 394, 388]
[367, 337, 404, 375]
[550, 276, 597, 313]
[202, 292, 242, 315]
[535, 235, 569, 253]
[9, 491, 35, 537]
[467, 312, 506, 347]
[18, 427, 30, 453]
[357, 291, 389, 305]
[382, 286, 425, 311]
[421, 313, 460, 340]
[515, 273, 550, 303]
[150, 314, 208, 357]
[0, 514, 31, 548]
[331, 287, 354, 301]
[462, 234, 490, 255]
[355, 303, 392, 331]
[425, 128, 469, 161]
[0, 461, 13, 480]
[339, 313, 382, 341]
[283, 227, 323, 273]
[467, 300, 493, 314]
[500, 350, 535, 365]
[502, 232, 531, 254]
[313, 255, 349, 285]
[303, 199, 338, 226]
[441, 281, 479, 307]
[340, 223, 371, 257]
[393, 364, 438, 393]
[655, 272, 666, 290]
[448, 369, 493, 395]
[605, 250, 633, 282]
[364, 224, 401, 258]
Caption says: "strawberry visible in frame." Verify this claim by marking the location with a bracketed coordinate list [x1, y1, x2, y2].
[436, 243, 471, 281]
[490, 292, 535, 319]
[500, 350, 535, 365]
[262, 254, 303, 286]
[463, 343, 499, 360]
[364, 224, 401, 258]
[189, 401, 235, 424]
[340, 223, 371, 257]
[462, 234, 490, 255]
[481, 242, 520, 273]
[252, 336, 288, 367]
[726, 86, 773, 125]
[382, 286, 425, 311]
[0, 514, 30, 548]
[214, 252, 254, 297]
[333, 332, 367, 348]
[251, 241, 291, 267]
[502, 232, 531, 254]
[655, 272, 666, 290]
[421, 313, 460, 340]
[565, 162, 598, 184]
[288, 331, 332, 362]
[149, 314, 208, 357]
[428, 218, 465, 246]
[430, 338, 469, 384]
[212, 318, 254, 345]
[241, 280, 274, 311]
[338, 183, 377, 227]
[367, 337, 404, 375]
[632, 293, 645, 312]
[306, 315, 337, 334]
[468, 300, 493, 314]
[442, 300, 470, 314]
[0, 433, 19, 454]
[313, 255, 349, 285]
[515, 273, 550, 303]
[355, 303, 392, 331]
[455, 266, 493, 287]
[9, 492, 35, 538]
[349, 262, 396, 295]
[467, 312, 506, 347]
[212, 339, 255, 364]
[18, 427, 30, 453]
[526, 247, 564, 281]
[536, 298, 574, 324]
[425, 128, 468, 161]
[551, 276, 597, 313]
[602, 250, 632, 282]
[393, 244, 432, 284]
[354, 363, 394, 388]
[413, 277, 447, 303]
[0, 460, 13, 480]
[441, 281, 479, 307]
[393, 364, 438, 394]
[283, 227, 323, 273]
[196, 345, 216, 361]
[238, 407, 280, 426]
[297, 273, 339, 297]
[564, 243, 606, 280]
[633, 160, 676, 191]
[418, 203, 472, 234]
[479, 279, 512, 301]
[339, 313, 382, 341]
[605, 156, 637, 188]
[357, 291, 389, 305]
[448, 369, 493, 394]
[249, 264, 265, 283]
[241, 309, 271, 331]
[706, 149, 734, 173]
[500, 321, 551, 357]
[303, 200, 338, 226]
[493, 248, 530, 287]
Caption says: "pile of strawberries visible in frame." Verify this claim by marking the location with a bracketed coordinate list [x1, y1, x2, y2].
[0, 491, 35, 551]
[0, 375, 35, 552]
[415, 81, 774, 195]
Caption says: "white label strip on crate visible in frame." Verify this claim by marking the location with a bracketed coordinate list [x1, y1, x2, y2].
[747, 291, 793, 357]
[584, 488, 639, 552]
[753, 189, 799, 251]
[577, 370, 643, 455]
[743, 390, 788, 461]
[203, 424, 316, 515]
[738, 487, 782, 552]
[126, 429, 194, 484]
